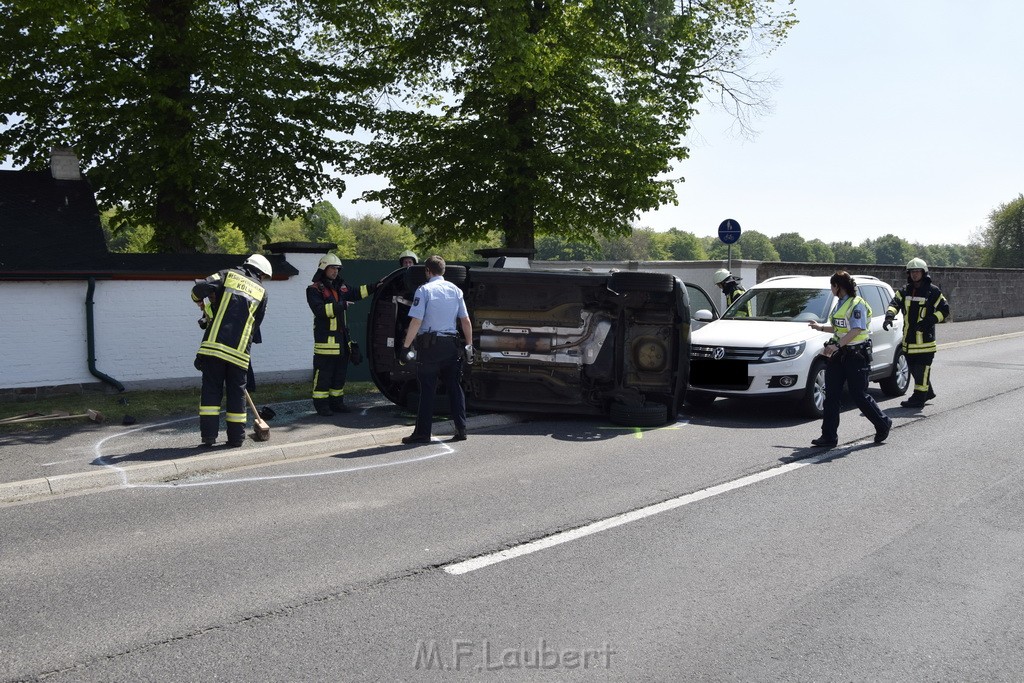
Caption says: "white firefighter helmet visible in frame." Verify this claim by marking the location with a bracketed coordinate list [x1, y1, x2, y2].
[713, 268, 734, 285]
[906, 257, 928, 272]
[244, 254, 273, 278]
[398, 250, 418, 266]
[318, 253, 342, 270]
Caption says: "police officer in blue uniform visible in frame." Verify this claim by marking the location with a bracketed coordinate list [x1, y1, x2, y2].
[808, 271, 892, 448]
[399, 255, 473, 444]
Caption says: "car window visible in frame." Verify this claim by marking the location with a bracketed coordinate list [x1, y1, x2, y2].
[685, 283, 718, 320]
[725, 288, 833, 322]
[859, 285, 889, 319]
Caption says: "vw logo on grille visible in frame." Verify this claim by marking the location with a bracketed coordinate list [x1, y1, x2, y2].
[712, 347, 726, 360]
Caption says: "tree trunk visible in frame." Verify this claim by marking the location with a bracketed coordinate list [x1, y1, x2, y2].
[145, 0, 201, 253]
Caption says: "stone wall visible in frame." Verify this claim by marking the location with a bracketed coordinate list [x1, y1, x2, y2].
[756, 263, 1024, 321]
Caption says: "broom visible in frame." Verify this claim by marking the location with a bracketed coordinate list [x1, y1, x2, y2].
[243, 388, 270, 441]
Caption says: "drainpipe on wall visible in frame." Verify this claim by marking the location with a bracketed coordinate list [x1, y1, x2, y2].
[85, 277, 125, 392]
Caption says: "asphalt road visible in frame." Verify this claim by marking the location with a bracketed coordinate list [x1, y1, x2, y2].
[2, 318, 1023, 681]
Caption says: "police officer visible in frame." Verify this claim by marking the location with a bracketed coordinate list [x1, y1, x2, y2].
[808, 271, 892, 447]
[713, 268, 752, 317]
[884, 257, 950, 409]
[398, 250, 418, 268]
[192, 254, 271, 447]
[399, 255, 473, 444]
[307, 253, 377, 416]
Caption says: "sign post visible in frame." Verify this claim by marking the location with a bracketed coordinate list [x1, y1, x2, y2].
[718, 218, 742, 272]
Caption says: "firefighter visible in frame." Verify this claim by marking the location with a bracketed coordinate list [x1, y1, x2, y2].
[191, 254, 271, 447]
[884, 257, 950, 409]
[307, 253, 377, 415]
[713, 268, 752, 317]
[398, 250, 418, 268]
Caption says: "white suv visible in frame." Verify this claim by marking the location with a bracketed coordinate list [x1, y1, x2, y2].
[687, 274, 910, 417]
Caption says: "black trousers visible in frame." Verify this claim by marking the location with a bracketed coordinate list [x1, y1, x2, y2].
[820, 350, 889, 441]
[312, 349, 351, 409]
[199, 357, 247, 444]
[907, 352, 936, 399]
[412, 337, 466, 437]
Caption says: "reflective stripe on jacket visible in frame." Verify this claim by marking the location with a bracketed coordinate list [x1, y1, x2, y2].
[886, 276, 949, 355]
[307, 277, 373, 355]
[830, 295, 871, 345]
[193, 268, 267, 368]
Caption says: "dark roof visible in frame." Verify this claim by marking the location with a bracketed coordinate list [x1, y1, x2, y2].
[0, 169, 109, 271]
[0, 169, 297, 280]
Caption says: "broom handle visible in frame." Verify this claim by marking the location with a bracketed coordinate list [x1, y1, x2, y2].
[243, 388, 259, 416]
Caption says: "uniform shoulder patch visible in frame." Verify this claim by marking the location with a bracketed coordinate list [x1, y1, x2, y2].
[413, 297, 420, 306]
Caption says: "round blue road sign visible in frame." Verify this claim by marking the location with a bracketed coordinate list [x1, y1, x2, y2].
[718, 218, 742, 244]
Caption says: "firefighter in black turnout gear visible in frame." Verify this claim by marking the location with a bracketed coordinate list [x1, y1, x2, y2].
[307, 253, 377, 415]
[884, 257, 950, 409]
[192, 254, 271, 447]
[713, 268, 752, 317]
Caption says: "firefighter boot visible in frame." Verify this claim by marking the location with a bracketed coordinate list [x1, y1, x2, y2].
[313, 399, 333, 416]
[329, 397, 351, 414]
[901, 392, 927, 409]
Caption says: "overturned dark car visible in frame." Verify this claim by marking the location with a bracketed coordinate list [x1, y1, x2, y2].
[366, 261, 696, 427]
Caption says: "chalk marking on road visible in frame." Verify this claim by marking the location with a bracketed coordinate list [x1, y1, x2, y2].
[443, 446, 853, 576]
[93, 416, 196, 485]
[131, 442, 455, 489]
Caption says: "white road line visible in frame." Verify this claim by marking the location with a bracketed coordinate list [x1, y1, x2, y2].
[940, 331, 1024, 350]
[444, 447, 850, 575]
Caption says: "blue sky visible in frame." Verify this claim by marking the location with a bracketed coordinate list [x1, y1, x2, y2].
[634, 0, 1023, 247]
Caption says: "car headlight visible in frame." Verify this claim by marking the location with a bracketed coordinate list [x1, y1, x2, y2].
[761, 341, 806, 362]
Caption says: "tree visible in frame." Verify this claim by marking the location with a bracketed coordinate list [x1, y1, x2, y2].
[304, 201, 345, 243]
[1, 0, 374, 252]
[805, 239, 834, 263]
[658, 229, 708, 260]
[772, 232, 811, 262]
[872, 234, 913, 266]
[978, 195, 1024, 268]
[831, 241, 874, 265]
[737, 230, 780, 261]
[535, 234, 602, 261]
[599, 227, 668, 261]
[347, 214, 416, 260]
[348, 0, 795, 251]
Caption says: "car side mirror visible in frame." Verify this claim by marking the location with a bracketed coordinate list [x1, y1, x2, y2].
[694, 309, 714, 322]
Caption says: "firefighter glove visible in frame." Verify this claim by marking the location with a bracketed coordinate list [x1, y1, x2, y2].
[882, 314, 894, 331]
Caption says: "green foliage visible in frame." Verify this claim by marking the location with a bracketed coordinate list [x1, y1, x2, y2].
[871, 234, 914, 266]
[264, 216, 309, 244]
[805, 239, 834, 263]
[304, 201, 345, 242]
[599, 228, 670, 261]
[205, 224, 249, 255]
[771, 232, 811, 262]
[659, 229, 709, 260]
[0, 0, 372, 252]
[347, 0, 795, 250]
[100, 209, 155, 253]
[423, 232, 504, 262]
[737, 230, 779, 261]
[830, 241, 875, 265]
[978, 194, 1024, 268]
[346, 214, 416, 259]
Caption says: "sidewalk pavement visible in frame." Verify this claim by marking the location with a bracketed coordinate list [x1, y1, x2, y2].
[0, 396, 526, 505]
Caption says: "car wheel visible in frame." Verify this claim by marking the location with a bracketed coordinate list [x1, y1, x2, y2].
[879, 349, 910, 396]
[609, 401, 670, 427]
[444, 265, 467, 286]
[610, 271, 675, 293]
[684, 392, 716, 409]
[800, 359, 827, 419]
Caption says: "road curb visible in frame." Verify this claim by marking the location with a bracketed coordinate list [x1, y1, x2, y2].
[0, 412, 526, 505]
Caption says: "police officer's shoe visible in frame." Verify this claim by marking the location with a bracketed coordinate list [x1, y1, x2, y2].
[402, 433, 431, 445]
[811, 437, 838, 448]
[227, 440, 244, 448]
[199, 439, 216, 449]
[448, 431, 467, 442]
[874, 418, 892, 444]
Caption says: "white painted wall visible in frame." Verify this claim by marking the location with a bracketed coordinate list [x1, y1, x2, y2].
[0, 250, 327, 391]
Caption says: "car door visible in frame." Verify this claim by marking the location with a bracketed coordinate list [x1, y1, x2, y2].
[861, 284, 895, 371]
[685, 282, 719, 331]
